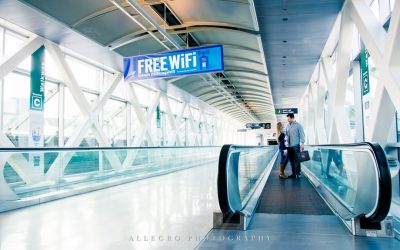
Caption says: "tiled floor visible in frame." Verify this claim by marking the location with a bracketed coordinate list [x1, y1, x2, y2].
[0, 163, 219, 250]
[196, 213, 400, 250]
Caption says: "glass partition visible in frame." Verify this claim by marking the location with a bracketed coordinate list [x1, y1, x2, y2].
[218, 145, 278, 214]
[302, 143, 391, 222]
[237, 147, 277, 208]
[0, 147, 220, 212]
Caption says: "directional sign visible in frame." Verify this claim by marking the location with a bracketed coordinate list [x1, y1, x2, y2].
[275, 108, 298, 115]
[245, 123, 271, 129]
[124, 44, 224, 81]
[360, 48, 370, 96]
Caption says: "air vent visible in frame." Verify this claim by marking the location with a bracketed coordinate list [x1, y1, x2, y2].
[150, 3, 181, 26]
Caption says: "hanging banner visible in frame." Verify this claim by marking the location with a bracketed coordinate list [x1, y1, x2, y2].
[29, 46, 45, 177]
[360, 47, 370, 96]
[275, 108, 298, 115]
[156, 105, 161, 128]
[123, 44, 224, 81]
[245, 123, 271, 129]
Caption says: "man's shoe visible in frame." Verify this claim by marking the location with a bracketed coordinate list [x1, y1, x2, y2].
[287, 174, 295, 179]
[295, 175, 301, 179]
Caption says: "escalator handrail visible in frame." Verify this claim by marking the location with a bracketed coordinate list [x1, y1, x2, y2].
[305, 142, 391, 223]
[217, 144, 232, 215]
[217, 144, 278, 215]
[0, 146, 220, 152]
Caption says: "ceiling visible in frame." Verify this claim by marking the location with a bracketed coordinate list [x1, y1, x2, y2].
[2, 0, 344, 123]
[10, 0, 273, 123]
[254, 0, 344, 108]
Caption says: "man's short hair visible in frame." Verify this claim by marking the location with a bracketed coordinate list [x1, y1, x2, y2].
[286, 113, 295, 119]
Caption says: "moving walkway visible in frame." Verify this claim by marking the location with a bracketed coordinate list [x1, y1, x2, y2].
[214, 143, 394, 237]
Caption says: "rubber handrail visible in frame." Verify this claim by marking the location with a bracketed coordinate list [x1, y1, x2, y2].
[0, 146, 220, 152]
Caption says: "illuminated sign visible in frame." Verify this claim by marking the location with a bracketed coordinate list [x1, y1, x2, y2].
[245, 123, 271, 129]
[275, 108, 298, 115]
[123, 45, 224, 81]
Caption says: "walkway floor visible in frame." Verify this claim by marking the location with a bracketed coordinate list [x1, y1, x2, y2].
[196, 213, 400, 250]
[256, 163, 332, 215]
[0, 163, 219, 250]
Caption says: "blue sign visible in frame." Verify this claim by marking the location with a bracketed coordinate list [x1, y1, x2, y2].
[124, 44, 224, 81]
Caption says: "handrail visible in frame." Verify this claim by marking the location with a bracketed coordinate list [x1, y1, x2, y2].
[217, 145, 233, 215]
[305, 142, 391, 225]
[0, 146, 220, 152]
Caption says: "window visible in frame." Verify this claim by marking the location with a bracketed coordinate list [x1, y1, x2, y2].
[391, 0, 397, 11]
[370, 0, 380, 20]
[2, 73, 30, 147]
[63, 87, 85, 145]
[44, 82, 59, 147]
[103, 99, 127, 146]
[345, 71, 356, 141]
[66, 56, 101, 92]
[4, 30, 25, 57]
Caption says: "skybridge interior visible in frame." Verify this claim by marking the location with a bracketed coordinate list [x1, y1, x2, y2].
[0, 0, 400, 250]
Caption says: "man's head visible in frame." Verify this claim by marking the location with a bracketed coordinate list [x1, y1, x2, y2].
[287, 113, 295, 124]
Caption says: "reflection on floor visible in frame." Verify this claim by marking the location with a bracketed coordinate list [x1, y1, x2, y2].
[0, 163, 219, 250]
[196, 214, 400, 250]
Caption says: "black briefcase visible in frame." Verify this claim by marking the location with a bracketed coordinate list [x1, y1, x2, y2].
[297, 150, 310, 162]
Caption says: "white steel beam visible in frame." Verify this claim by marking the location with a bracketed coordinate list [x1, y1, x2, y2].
[0, 36, 43, 79]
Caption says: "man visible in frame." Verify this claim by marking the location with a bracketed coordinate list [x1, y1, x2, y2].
[285, 113, 305, 179]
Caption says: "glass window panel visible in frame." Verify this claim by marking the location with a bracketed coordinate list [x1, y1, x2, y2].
[44, 82, 59, 147]
[104, 73, 126, 100]
[370, 0, 380, 20]
[45, 50, 61, 80]
[4, 30, 25, 57]
[0, 27, 4, 58]
[79, 127, 99, 147]
[66, 56, 101, 91]
[345, 72, 356, 141]
[103, 99, 127, 146]
[391, 0, 397, 11]
[63, 87, 85, 145]
[3, 73, 30, 147]
[134, 84, 156, 107]
[130, 104, 141, 145]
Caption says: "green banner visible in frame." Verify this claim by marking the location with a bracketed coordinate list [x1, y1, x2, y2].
[360, 47, 370, 96]
[156, 105, 161, 128]
[30, 46, 45, 111]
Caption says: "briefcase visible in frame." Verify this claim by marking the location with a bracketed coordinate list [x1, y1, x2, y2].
[297, 150, 310, 162]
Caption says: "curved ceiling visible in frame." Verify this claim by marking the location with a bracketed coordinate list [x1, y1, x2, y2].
[16, 0, 275, 123]
[9, 0, 344, 124]
[254, 0, 344, 108]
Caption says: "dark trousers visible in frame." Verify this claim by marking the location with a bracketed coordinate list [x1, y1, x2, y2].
[288, 145, 301, 175]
